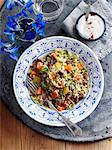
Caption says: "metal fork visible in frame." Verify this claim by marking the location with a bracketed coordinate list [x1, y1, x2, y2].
[25, 76, 82, 137]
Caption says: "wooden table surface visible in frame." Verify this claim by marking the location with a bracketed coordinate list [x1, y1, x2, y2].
[0, 100, 112, 150]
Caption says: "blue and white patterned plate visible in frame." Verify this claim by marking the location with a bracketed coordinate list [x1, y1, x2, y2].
[13, 36, 104, 126]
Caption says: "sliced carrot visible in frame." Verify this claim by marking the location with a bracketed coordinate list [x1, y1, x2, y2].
[51, 52, 57, 59]
[57, 106, 65, 111]
[77, 63, 83, 70]
[37, 62, 43, 70]
[73, 74, 81, 80]
[51, 90, 59, 99]
[32, 74, 36, 79]
[51, 73, 56, 80]
[65, 64, 73, 72]
[36, 87, 42, 95]
[31, 71, 36, 75]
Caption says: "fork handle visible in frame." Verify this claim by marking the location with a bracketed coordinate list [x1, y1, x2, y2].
[58, 112, 82, 136]
[47, 100, 82, 136]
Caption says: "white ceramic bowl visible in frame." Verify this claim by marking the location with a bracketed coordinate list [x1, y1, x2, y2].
[13, 36, 104, 126]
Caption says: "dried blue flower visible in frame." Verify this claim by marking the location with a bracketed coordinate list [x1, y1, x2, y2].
[4, 29, 12, 35]
[32, 14, 46, 36]
[6, 0, 27, 10]
[18, 0, 25, 5]
[0, 39, 10, 48]
[9, 34, 15, 42]
[8, 45, 19, 53]
[32, 23, 39, 33]
[0, 39, 19, 61]
[15, 12, 23, 18]
[27, 8, 34, 13]
[6, 0, 14, 10]
[1, 0, 46, 61]
[22, 9, 28, 17]
[0, 47, 6, 55]
[9, 52, 18, 61]
[0, 40, 9, 55]
[36, 14, 43, 24]
[8, 46, 19, 61]
[6, 16, 19, 30]
[24, 29, 36, 40]
[38, 29, 45, 37]
[9, 54, 17, 61]
[25, 1, 34, 8]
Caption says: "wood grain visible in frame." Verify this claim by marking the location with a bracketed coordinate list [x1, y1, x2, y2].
[20, 122, 65, 150]
[0, 0, 4, 9]
[0, 100, 65, 150]
[0, 100, 112, 150]
[0, 100, 21, 150]
[66, 140, 112, 150]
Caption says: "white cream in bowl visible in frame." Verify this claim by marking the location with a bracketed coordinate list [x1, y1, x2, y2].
[76, 12, 105, 40]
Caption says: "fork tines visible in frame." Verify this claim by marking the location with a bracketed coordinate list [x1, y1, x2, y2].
[26, 76, 37, 94]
